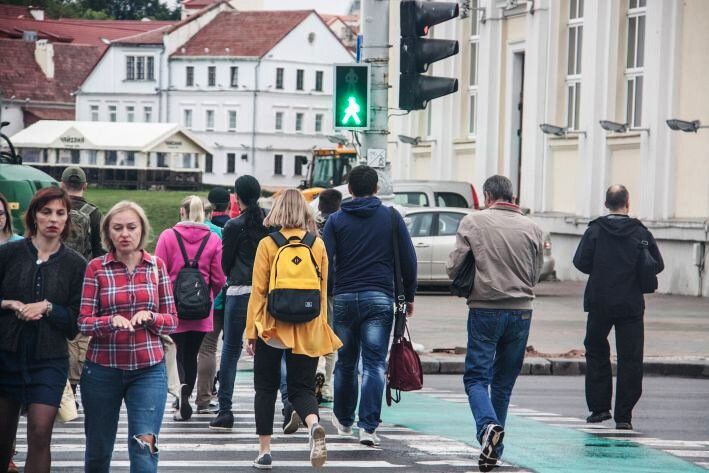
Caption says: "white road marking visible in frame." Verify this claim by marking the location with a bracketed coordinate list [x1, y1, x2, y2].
[14, 460, 405, 468]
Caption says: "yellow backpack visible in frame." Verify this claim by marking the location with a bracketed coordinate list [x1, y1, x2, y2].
[267, 231, 322, 323]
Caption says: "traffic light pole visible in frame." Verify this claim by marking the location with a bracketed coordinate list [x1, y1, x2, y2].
[360, 0, 393, 199]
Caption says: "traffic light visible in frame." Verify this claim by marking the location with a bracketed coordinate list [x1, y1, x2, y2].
[399, 0, 459, 111]
[333, 64, 370, 130]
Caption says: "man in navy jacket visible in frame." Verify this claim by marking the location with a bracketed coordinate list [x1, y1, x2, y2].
[323, 165, 417, 447]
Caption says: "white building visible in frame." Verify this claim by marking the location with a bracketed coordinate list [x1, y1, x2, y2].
[75, 1, 354, 189]
[387, 0, 709, 297]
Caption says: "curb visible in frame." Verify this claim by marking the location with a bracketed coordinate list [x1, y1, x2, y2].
[418, 355, 709, 379]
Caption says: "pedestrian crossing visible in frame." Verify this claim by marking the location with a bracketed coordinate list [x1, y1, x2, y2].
[13, 381, 532, 472]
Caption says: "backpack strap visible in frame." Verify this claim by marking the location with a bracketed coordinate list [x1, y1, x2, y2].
[173, 229, 210, 268]
[192, 234, 211, 268]
[269, 231, 288, 248]
[301, 232, 316, 248]
[79, 202, 96, 217]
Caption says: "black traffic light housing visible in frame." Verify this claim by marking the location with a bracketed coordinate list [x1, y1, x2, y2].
[399, 0, 460, 111]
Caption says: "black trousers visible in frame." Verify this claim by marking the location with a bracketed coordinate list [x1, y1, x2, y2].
[584, 309, 644, 423]
[254, 338, 319, 435]
[172, 331, 206, 396]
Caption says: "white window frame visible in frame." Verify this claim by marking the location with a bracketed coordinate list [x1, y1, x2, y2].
[230, 66, 238, 87]
[205, 109, 215, 131]
[295, 112, 304, 132]
[468, 0, 480, 136]
[108, 105, 117, 122]
[314, 113, 323, 133]
[136, 57, 145, 80]
[296, 69, 304, 91]
[625, 0, 646, 129]
[315, 70, 324, 92]
[276, 68, 284, 89]
[274, 154, 283, 175]
[208, 66, 216, 87]
[186, 66, 194, 87]
[275, 111, 284, 131]
[126, 105, 135, 123]
[183, 109, 193, 129]
[566, 0, 583, 131]
[228, 110, 237, 131]
[90, 105, 99, 122]
[144, 106, 152, 123]
[126, 56, 135, 80]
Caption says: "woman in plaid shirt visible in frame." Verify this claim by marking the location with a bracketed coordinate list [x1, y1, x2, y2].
[78, 201, 177, 473]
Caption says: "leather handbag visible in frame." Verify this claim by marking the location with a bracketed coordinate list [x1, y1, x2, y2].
[450, 250, 475, 298]
[386, 207, 423, 406]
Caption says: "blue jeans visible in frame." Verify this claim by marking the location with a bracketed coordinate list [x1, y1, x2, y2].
[81, 360, 167, 473]
[218, 294, 248, 413]
[463, 308, 532, 456]
[333, 291, 394, 433]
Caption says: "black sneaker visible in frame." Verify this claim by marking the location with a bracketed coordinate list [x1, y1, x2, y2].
[282, 404, 301, 435]
[586, 410, 612, 423]
[173, 384, 193, 421]
[253, 452, 272, 470]
[209, 411, 234, 431]
[479, 423, 504, 472]
[616, 422, 633, 430]
[314, 372, 325, 404]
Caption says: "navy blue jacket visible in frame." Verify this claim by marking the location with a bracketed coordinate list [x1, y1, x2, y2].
[323, 196, 417, 301]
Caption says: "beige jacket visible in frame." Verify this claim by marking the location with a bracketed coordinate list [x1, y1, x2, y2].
[446, 203, 544, 310]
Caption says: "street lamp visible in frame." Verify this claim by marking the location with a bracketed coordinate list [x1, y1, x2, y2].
[666, 119, 709, 133]
[397, 134, 421, 145]
[599, 120, 649, 134]
[326, 134, 349, 146]
[539, 123, 586, 138]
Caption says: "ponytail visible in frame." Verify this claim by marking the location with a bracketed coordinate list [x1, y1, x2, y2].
[181, 195, 205, 223]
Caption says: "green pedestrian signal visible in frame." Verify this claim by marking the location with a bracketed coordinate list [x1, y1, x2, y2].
[333, 64, 370, 130]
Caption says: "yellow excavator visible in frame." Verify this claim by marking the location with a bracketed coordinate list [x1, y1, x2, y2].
[299, 147, 358, 202]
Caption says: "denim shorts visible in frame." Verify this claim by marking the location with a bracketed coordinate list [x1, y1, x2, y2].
[0, 349, 68, 407]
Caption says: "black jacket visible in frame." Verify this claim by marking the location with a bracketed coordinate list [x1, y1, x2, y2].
[221, 210, 268, 286]
[0, 239, 87, 359]
[573, 215, 664, 314]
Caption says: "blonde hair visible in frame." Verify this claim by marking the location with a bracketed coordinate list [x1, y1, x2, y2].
[101, 200, 151, 252]
[264, 189, 317, 233]
[181, 195, 205, 223]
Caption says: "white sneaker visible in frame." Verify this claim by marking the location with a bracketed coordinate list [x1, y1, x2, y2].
[331, 415, 352, 436]
[358, 429, 380, 447]
[309, 423, 327, 468]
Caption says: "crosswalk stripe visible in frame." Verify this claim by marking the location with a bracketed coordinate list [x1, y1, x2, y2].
[14, 460, 406, 468]
[15, 443, 377, 452]
[664, 450, 709, 458]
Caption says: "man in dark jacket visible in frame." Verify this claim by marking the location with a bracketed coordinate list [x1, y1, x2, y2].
[573, 184, 664, 430]
[323, 165, 417, 447]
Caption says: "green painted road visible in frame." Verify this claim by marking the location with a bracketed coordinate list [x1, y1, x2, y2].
[382, 391, 707, 473]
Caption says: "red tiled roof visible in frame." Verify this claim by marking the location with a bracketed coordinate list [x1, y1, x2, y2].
[182, 0, 218, 9]
[0, 16, 176, 50]
[23, 107, 74, 127]
[0, 39, 101, 104]
[0, 3, 30, 18]
[172, 10, 312, 58]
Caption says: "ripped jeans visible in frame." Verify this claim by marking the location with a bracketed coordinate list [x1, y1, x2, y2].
[81, 360, 167, 473]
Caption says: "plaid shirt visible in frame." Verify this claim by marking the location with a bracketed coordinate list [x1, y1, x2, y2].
[79, 251, 177, 370]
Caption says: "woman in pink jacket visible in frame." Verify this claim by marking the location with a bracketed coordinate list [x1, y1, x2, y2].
[155, 195, 225, 421]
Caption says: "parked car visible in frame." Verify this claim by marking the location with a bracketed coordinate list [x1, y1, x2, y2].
[310, 179, 480, 210]
[403, 207, 556, 287]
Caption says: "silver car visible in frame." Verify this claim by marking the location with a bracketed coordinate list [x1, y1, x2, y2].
[404, 207, 555, 286]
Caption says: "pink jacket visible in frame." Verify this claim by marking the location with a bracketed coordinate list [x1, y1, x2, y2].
[155, 222, 226, 333]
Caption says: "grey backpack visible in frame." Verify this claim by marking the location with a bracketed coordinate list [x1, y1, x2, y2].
[65, 203, 95, 260]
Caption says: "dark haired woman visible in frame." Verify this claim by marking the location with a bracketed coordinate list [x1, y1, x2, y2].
[0, 193, 23, 245]
[0, 187, 87, 473]
[209, 175, 270, 430]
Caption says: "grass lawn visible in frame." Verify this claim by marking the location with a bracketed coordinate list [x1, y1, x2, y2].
[85, 188, 208, 251]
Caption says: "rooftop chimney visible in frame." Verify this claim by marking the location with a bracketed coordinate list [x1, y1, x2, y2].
[29, 6, 45, 21]
[34, 39, 54, 79]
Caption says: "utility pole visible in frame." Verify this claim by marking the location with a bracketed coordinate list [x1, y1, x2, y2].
[360, 0, 393, 199]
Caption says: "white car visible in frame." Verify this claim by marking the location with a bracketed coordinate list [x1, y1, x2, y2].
[404, 207, 556, 286]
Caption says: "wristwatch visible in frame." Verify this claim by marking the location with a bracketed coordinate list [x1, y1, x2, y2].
[45, 300, 53, 318]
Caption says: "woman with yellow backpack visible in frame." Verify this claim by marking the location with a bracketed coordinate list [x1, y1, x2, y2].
[246, 188, 342, 469]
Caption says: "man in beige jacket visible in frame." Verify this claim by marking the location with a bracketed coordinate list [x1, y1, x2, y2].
[447, 175, 544, 472]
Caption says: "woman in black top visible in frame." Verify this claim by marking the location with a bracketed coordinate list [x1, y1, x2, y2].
[0, 187, 87, 473]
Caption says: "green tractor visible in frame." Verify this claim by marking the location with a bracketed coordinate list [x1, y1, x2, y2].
[0, 122, 58, 234]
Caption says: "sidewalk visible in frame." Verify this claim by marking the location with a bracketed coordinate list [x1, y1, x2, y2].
[410, 281, 709, 378]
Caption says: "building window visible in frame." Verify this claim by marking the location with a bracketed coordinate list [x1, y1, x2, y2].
[184, 109, 193, 129]
[294, 155, 306, 176]
[126, 106, 135, 122]
[157, 152, 167, 167]
[90, 105, 99, 121]
[88, 150, 98, 165]
[205, 153, 213, 173]
[144, 106, 152, 122]
[71, 149, 80, 164]
[296, 69, 304, 90]
[126, 56, 135, 80]
[126, 151, 135, 166]
[295, 112, 304, 132]
[315, 113, 323, 132]
[230, 66, 238, 87]
[147, 56, 154, 80]
[136, 57, 145, 80]
[228, 110, 237, 131]
[241, 153, 248, 161]
[182, 153, 192, 168]
[274, 154, 283, 175]
[108, 105, 117, 122]
[315, 70, 323, 92]
[208, 66, 216, 87]
[468, 0, 479, 135]
[276, 67, 284, 89]
[106, 150, 118, 165]
[186, 66, 194, 86]
[227, 153, 236, 173]
[206, 110, 215, 131]
[626, 0, 646, 128]
[566, 0, 583, 131]
[275, 111, 283, 131]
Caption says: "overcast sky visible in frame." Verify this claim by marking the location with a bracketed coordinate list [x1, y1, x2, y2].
[163, 0, 351, 15]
